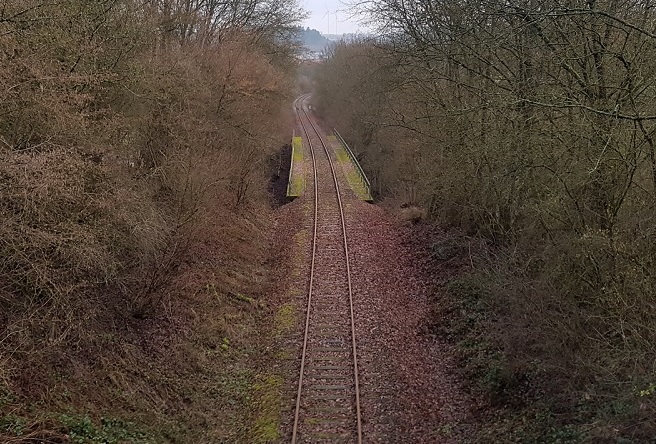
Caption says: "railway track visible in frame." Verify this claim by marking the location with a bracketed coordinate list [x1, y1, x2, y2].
[290, 95, 363, 444]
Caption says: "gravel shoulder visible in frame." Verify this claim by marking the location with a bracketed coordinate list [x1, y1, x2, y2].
[345, 198, 472, 443]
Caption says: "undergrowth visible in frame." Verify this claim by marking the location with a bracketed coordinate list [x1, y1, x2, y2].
[314, 33, 656, 443]
[0, 0, 302, 441]
[0, 205, 278, 443]
[429, 236, 656, 443]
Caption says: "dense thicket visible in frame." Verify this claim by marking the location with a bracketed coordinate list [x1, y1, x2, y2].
[0, 0, 301, 440]
[315, 0, 656, 440]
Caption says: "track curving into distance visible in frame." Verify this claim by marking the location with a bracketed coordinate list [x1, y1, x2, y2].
[290, 95, 363, 444]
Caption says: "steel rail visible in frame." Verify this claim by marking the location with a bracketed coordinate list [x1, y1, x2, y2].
[290, 94, 363, 444]
[290, 95, 319, 444]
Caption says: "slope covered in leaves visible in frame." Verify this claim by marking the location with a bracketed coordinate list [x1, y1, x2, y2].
[0, 0, 303, 441]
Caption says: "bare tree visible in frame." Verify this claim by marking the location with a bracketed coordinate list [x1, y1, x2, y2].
[315, 0, 656, 438]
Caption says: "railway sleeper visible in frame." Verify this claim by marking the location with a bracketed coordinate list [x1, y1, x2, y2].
[309, 406, 353, 414]
[311, 365, 349, 370]
[303, 417, 350, 425]
[303, 432, 353, 440]
[311, 385, 349, 390]
[310, 374, 350, 380]
[307, 393, 352, 401]
[313, 347, 349, 353]
[309, 357, 350, 362]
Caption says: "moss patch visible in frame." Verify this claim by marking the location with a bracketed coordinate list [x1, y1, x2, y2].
[287, 137, 305, 197]
[347, 170, 371, 201]
[292, 137, 304, 162]
[331, 138, 372, 201]
[274, 303, 296, 337]
[288, 176, 305, 197]
[334, 145, 350, 164]
[251, 374, 283, 443]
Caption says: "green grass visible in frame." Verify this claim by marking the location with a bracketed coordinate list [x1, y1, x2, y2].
[274, 303, 295, 337]
[333, 144, 372, 201]
[287, 137, 305, 197]
[249, 286, 298, 441]
[333, 145, 350, 164]
[231, 292, 255, 304]
[330, 136, 372, 201]
[292, 137, 303, 162]
[251, 375, 283, 443]
[347, 170, 372, 201]
[59, 415, 155, 444]
[0, 415, 27, 437]
[287, 176, 305, 197]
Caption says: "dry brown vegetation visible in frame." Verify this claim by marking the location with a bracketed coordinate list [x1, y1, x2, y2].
[313, 0, 656, 441]
[0, 0, 302, 441]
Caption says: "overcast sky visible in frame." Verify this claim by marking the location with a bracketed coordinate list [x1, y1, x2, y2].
[301, 0, 367, 35]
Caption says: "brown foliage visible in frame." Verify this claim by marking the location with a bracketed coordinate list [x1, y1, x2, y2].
[0, 0, 302, 439]
[314, 2, 656, 439]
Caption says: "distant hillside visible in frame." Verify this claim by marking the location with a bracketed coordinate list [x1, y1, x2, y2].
[296, 27, 332, 52]
[324, 33, 374, 42]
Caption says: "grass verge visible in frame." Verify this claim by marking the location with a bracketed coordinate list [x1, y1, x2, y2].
[332, 137, 372, 201]
[287, 137, 305, 198]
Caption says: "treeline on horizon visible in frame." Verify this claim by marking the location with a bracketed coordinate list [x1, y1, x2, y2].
[313, 0, 656, 441]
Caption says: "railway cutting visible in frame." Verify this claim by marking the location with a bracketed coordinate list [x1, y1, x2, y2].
[289, 95, 363, 444]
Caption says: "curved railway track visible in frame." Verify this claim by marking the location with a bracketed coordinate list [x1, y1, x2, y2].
[290, 95, 363, 444]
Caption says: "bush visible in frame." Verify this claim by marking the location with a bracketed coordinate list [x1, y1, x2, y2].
[313, 30, 656, 440]
[0, 0, 301, 440]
